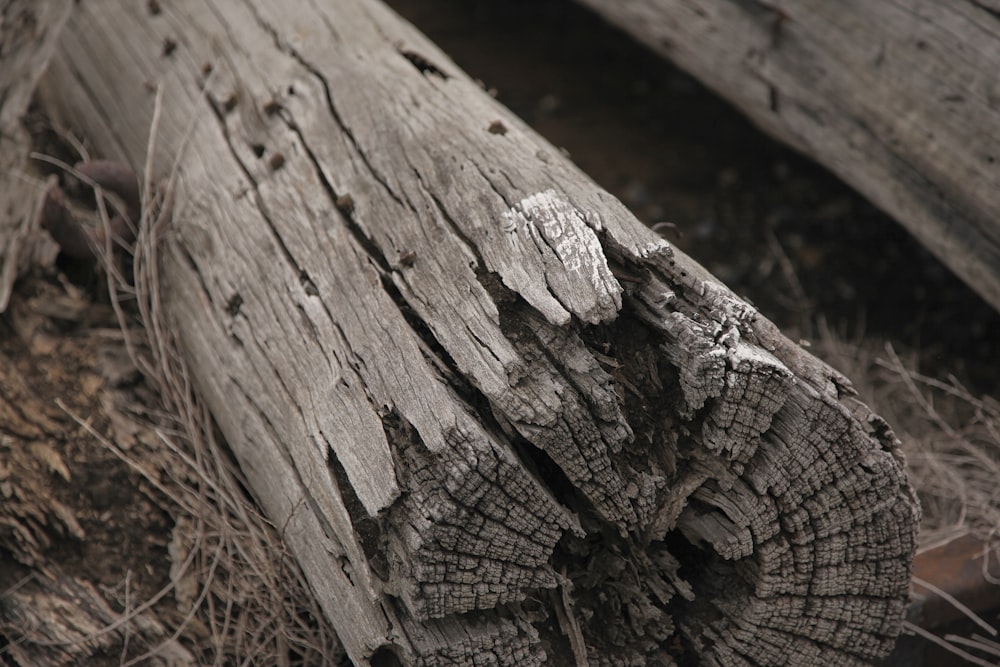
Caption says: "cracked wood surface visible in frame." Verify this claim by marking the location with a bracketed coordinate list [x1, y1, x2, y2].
[42, 0, 918, 664]
[575, 0, 1000, 315]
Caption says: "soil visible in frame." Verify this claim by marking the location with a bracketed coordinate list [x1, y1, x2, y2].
[2, 0, 997, 665]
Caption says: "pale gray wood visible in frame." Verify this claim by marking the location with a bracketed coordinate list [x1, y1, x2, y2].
[42, 1, 919, 665]
[577, 0, 1000, 313]
[0, 0, 71, 311]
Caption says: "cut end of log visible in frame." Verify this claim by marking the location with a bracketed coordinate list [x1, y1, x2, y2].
[326, 239, 919, 664]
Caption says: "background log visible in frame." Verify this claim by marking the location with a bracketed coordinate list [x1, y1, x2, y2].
[40, 0, 919, 665]
[575, 0, 1000, 314]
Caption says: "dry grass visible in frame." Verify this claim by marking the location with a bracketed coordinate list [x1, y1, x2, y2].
[810, 320, 1000, 664]
[89, 89, 342, 666]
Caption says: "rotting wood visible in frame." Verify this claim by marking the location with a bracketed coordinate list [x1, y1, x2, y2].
[39, 0, 919, 664]
[1, 568, 196, 667]
[0, 279, 194, 665]
[0, 0, 72, 311]
[574, 0, 1000, 314]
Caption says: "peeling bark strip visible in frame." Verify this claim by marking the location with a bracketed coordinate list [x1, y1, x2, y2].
[574, 0, 1000, 315]
[43, 1, 918, 665]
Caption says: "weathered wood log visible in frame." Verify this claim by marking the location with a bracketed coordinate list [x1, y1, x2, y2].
[0, 0, 71, 311]
[574, 0, 1000, 315]
[39, 0, 919, 665]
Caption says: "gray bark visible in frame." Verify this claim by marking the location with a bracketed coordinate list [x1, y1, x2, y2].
[576, 0, 1000, 314]
[38, 1, 919, 665]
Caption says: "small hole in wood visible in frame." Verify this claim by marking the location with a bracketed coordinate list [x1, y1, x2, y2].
[268, 152, 286, 171]
[263, 98, 282, 116]
[225, 293, 243, 317]
[370, 645, 404, 667]
[397, 250, 416, 267]
[299, 271, 318, 296]
[335, 194, 355, 215]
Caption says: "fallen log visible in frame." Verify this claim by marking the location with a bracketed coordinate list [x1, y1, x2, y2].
[38, 0, 919, 664]
[574, 0, 1000, 314]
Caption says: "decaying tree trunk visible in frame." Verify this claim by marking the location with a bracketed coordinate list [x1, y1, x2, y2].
[37, 0, 919, 664]
[574, 0, 1000, 314]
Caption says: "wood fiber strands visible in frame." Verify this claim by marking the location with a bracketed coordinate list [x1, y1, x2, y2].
[42, 1, 919, 664]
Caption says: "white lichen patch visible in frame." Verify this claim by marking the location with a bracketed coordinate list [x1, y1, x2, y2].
[636, 238, 672, 261]
[500, 189, 621, 323]
[703, 281, 758, 326]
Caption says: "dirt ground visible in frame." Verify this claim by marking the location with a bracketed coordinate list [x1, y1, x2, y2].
[2, 0, 998, 665]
